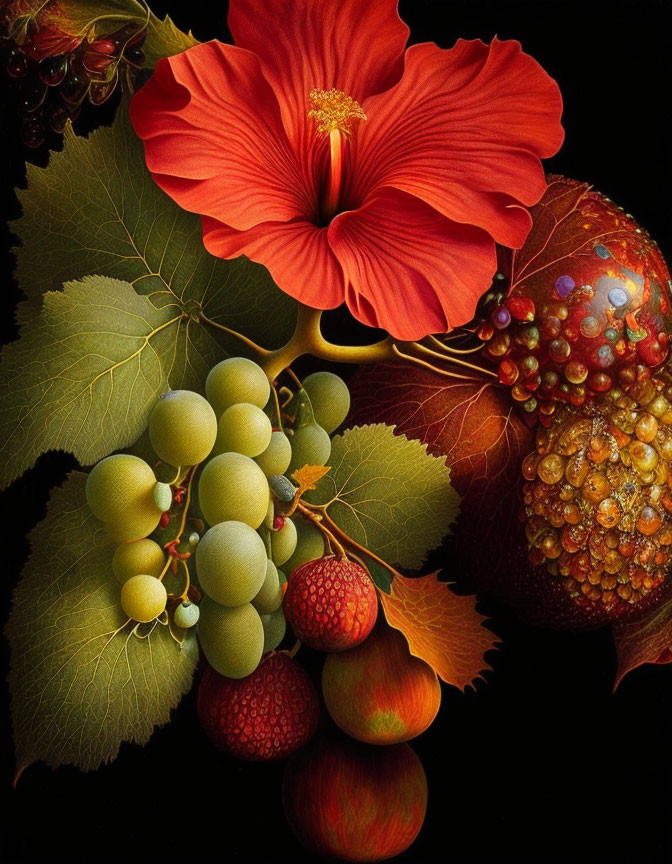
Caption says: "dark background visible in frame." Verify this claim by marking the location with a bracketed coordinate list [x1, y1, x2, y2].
[2, 1, 672, 861]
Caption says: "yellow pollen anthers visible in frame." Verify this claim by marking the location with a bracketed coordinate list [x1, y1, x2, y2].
[308, 88, 367, 136]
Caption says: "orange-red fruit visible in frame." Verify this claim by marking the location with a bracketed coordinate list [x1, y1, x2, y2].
[322, 621, 441, 744]
[196, 652, 319, 761]
[283, 733, 427, 863]
[283, 556, 378, 652]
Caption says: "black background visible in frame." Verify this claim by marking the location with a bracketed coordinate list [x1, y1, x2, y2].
[2, 1, 672, 862]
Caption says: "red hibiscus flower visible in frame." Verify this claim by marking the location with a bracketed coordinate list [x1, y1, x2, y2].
[130, 0, 563, 340]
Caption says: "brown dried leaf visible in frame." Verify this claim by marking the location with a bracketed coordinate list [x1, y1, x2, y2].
[380, 572, 498, 691]
[612, 594, 672, 689]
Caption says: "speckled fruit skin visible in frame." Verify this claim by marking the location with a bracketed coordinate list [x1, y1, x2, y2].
[196, 653, 319, 761]
[283, 733, 427, 863]
[322, 621, 441, 744]
[283, 556, 378, 652]
[480, 175, 672, 424]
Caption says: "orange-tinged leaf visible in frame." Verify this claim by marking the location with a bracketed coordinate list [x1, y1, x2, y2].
[612, 592, 672, 689]
[380, 572, 498, 691]
[292, 464, 331, 495]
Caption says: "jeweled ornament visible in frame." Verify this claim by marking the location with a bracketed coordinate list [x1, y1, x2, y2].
[519, 362, 672, 622]
[478, 176, 672, 423]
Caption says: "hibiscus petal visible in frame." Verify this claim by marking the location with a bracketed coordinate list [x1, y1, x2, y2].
[130, 41, 314, 230]
[228, 0, 409, 175]
[201, 216, 345, 310]
[348, 38, 564, 248]
[327, 188, 496, 340]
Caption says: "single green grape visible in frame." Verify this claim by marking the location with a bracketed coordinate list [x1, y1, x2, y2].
[302, 371, 351, 434]
[112, 538, 166, 584]
[120, 574, 167, 622]
[205, 357, 270, 417]
[287, 424, 331, 475]
[271, 518, 298, 566]
[174, 601, 200, 629]
[283, 517, 325, 575]
[198, 452, 269, 529]
[153, 482, 173, 513]
[255, 430, 292, 476]
[261, 607, 287, 653]
[252, 559, 283, 614]
[85, 454, 162, 542]
[149, 389, 217, 468]
[197, 596, 264, 678]
[212, 402, 272, 458]
[196, 521, 267, 606]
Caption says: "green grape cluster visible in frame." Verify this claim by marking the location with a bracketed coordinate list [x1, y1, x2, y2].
[83, 356, 350, 674]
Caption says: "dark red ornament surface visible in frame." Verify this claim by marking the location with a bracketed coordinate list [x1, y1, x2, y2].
[479, 175, 672, 424]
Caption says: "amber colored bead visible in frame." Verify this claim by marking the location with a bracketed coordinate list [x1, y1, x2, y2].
[637, 505, 663, 536]
[565, 360, 588, 384]
[558, 483, 576, 501]
[537, 453, 565, 485]
[511, 382, 531, 402]
[562, 502, 580, 524]
[582, 471, 612, 504]
[635, 413, 658, 443]
[498, 358, 519, 386]
[596, 497, 621, 528]
[521, 452, 540, 481]
[587, 435, 612, 464]
[618, 539, 636, 558]
[487, 332, 511, 356]
[565, 453, 590, 487]
[657, 526, 672, 546]
[649, 395, 670, 418]
[603, 551, 623, 575]
[630, 440, 658, 473]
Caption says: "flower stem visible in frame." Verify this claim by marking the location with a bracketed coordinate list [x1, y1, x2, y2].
[261, 305, 395, 381]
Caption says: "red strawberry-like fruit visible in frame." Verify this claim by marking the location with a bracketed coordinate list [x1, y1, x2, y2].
[196, 652, 319, 761]
[283, 556, 378, 652]
[479, 175, 672, 424]
[283, 732, 428, 862]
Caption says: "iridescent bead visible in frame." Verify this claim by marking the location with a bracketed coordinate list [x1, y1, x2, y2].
[549, 338, 571, 362]
[565, 360, 588, 384]
[579, 315, 601, 338]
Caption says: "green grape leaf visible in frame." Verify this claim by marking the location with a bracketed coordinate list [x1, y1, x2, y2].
[307, 424, 459, 570]
[145, 10, 198, 65]
[4, 103, 296, 487]
[0, 275, 184, 489]
[12, 103, 296, 347]
[6, 472, 198, 776]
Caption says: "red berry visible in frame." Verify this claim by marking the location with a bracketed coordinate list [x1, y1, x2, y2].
[480, 175, 672, 423]
[283, 556, 378, 651]
[196, 653, 319, 761]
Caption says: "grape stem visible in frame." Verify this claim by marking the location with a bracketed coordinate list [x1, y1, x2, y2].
[299, 501, 403, 584]
[158, 467, 197, 580]
[295, 501, 347, 557]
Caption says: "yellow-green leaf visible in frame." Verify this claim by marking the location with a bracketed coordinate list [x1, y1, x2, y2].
[6, 472, 198, 775]
[307, 424, 459, 570]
